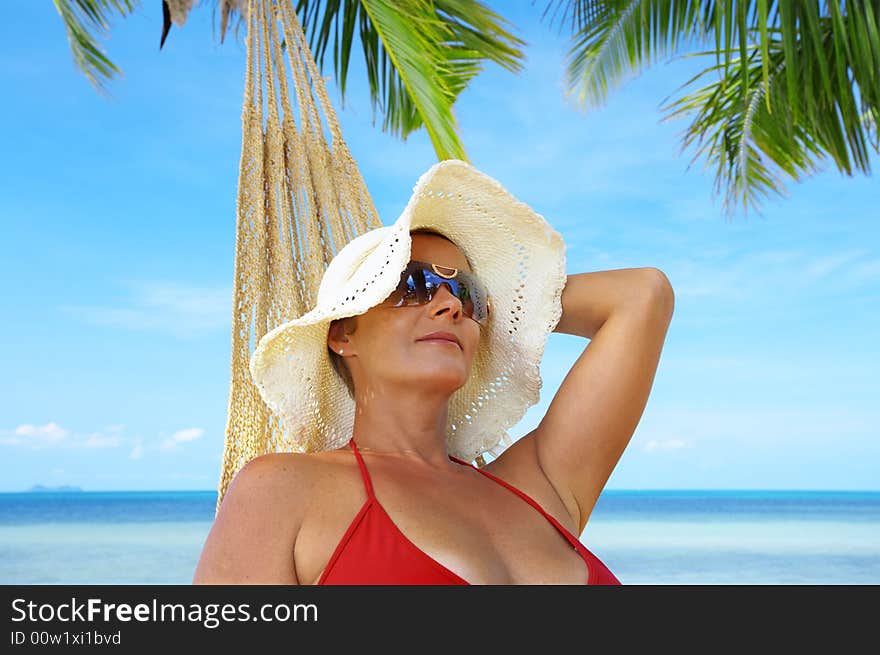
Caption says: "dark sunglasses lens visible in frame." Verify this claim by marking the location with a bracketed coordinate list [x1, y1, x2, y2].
[390, 264, 488, 325]
[411, 268, 430, 304]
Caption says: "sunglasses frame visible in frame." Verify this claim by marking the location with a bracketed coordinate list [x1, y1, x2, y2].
[383, 260, 492, 327]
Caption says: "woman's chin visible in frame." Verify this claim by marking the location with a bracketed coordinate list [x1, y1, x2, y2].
[409, 367, 469, 390]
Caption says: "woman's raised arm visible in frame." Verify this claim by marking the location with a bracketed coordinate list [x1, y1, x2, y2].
[531, 267, 674, 534]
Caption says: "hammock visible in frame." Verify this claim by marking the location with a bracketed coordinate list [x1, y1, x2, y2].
[216, 0, 384, 512]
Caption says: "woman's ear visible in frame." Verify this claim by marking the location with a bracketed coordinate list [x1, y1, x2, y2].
[327, 319, 344, 353]
[328, 316, 357, 352]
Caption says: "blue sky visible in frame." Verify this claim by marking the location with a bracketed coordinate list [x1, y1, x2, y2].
[1, 2, 877, 491]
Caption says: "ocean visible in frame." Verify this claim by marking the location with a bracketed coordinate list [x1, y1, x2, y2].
[1, 490, 877, 584]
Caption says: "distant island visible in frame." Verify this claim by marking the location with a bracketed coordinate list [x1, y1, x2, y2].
[26, 484, 84, 493]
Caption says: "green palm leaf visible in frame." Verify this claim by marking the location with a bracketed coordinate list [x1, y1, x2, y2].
[550, 0, 880, 218]
[545, 0, 708, 109]
[53, 0, 139, 95]
[294, 0, 525, 159]
[661, 46, 826, 219]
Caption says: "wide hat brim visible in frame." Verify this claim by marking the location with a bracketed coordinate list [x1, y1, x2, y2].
[248, 159, 567, 463]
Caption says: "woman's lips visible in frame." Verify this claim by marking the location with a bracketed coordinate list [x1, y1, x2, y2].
[416, 331, 461, 349]
[417, 338, 462, 350]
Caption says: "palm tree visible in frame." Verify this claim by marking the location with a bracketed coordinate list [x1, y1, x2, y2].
[548, 0, 880, 219]
[52, 0, 526, 161]
[56, 1, 879, 218]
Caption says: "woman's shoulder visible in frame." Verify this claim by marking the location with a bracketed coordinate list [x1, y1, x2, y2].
[229, 448, 364, 548]
[231, 447, 353, 497]
[193, 448, 354, 584]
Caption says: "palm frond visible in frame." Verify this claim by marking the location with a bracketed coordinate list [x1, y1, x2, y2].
[720, 51, 823, 219]
[660, 22, 874, 220]
[290, 0, 526, 159]
[53, 0, 139, 94]
[553, 0, 879, 218]
[358, 0, 469, 158]
[205, 0, 249, 46]
[552, 0, 710, 110]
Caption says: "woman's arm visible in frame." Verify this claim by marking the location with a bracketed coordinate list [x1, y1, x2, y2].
[192, 454, 305, 584]
[534, 267, 674, 534]
[553, 267, 672, 339]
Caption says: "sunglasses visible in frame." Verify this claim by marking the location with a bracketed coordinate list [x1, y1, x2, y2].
[382, 260, 492, 327]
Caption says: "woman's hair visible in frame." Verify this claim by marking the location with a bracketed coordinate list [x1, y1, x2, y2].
[328, 228, 465, 399]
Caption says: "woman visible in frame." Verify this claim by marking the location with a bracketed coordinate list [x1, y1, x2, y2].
[193, 160, 674, 585]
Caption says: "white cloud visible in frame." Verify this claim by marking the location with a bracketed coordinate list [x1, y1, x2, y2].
[643, 438, 688, 453]
[13, 422, 70, 447]
[655, 246, 878, 317]
[804, 250, 868, 281]
[2, 422, 127, 450]
[72, 424, 125, 449]
[1, 421, 211, 458]
[172, 428, 205, 442]
[80, 432, 123, 448]
[58, 280, 231, 339]
[160, 427, 206, 452]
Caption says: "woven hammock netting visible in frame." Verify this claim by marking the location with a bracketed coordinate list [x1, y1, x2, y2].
[216, 0, 384, 514]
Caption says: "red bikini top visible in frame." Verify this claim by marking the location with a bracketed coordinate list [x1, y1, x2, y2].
[316, 438, 621, 585]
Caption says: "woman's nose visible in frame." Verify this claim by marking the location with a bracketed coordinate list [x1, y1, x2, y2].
[429, 284, 462, 315]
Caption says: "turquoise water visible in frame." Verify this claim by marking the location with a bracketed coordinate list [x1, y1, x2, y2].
[1, 490, 878, 584]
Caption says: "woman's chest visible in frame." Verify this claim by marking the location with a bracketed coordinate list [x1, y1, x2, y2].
[295, 471, 589, 585]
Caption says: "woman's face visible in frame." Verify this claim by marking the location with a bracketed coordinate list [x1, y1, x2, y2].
[328, 233, 483, 397]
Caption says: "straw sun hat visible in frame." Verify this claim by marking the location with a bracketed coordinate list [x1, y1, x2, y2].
[248, 159, 567, 465]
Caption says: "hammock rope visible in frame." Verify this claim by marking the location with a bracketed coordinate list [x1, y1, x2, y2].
[216, 0, 383, 513]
